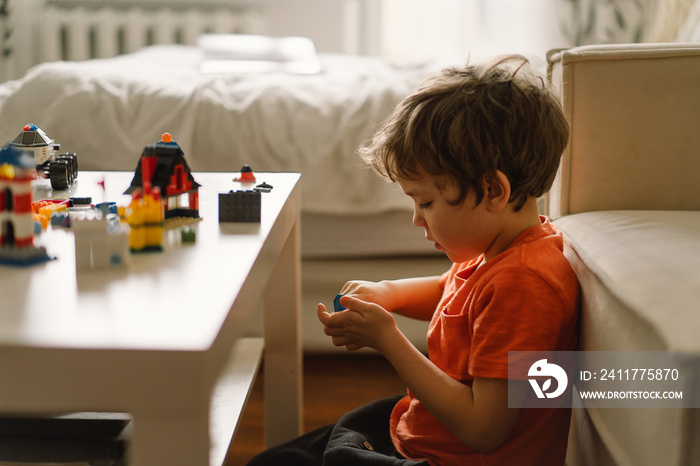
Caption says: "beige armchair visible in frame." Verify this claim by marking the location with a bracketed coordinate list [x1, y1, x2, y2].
[546, 43, 700, 466]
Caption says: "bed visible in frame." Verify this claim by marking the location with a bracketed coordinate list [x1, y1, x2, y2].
[0, 0, 454, 352]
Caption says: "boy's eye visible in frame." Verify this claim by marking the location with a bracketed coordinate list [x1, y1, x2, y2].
[418, 201, 432, 209]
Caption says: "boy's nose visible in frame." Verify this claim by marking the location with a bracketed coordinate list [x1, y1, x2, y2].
[412, 210, 426, 227]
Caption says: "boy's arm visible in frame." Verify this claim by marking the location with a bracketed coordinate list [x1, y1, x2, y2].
[341, 276, 443, 321]
[379, 328, 521, 452]
[318, 296, 521, 452]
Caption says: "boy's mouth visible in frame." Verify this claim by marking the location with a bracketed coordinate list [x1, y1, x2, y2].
[428, 238, 441, 250]
[424, 232, 441, 250]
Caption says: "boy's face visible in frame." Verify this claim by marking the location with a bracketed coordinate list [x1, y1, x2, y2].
[398, 172, 501, 263]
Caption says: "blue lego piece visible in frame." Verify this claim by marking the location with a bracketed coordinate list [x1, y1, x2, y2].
[96, 202, 117, 216]
[50, 211, 68, 227]
[0, 246, 55, 267]
[333, 294, 347, 313]
[0, 144, 34, 169]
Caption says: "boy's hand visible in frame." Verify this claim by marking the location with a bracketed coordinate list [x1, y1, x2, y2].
[339, 280, 397, 312]
[317, 296, 399, 353]
[339, 276, 444, 321]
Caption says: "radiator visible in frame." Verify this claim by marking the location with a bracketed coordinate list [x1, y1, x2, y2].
[41, 3, 265, 62]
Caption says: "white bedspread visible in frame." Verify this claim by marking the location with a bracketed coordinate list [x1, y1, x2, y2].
[0, 45, 443, 215]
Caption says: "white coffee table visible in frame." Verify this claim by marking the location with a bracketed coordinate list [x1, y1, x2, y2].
[0, 171, 303, 465]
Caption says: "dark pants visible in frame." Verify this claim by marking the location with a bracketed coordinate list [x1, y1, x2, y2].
[246, 395, 429, 466]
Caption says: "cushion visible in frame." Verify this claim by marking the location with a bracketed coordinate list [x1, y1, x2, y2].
[556, 210, 700, 351]
[555, 210, 700, 466]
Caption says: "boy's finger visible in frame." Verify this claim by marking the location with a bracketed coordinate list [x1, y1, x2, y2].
[317, 303, 330, 324]
[339, 295, 373, 314]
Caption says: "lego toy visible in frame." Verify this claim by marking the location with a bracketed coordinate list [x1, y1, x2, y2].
[180, 226, 196, 243]
[121, 137, 166, 252]
[96, 202, 117, 216]
[219, 190, 261, 223]
[233, 164, 256, 183]
[254, 182, 273, 193]
[73, 212, 130, 269]
[0, 144, 53, 266]
[51, 211, 69, 228]
[333, 294, 347, 312]
[10, 124, 78, 190]
[32, 199, 69, 229]
[124, 133, 200, 222]
[70, 197, 92, 207]
[124, 185, 164, 253]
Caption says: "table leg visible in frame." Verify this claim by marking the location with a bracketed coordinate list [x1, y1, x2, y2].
[263, 219, 304, 447]
[129, 408, 210, 465]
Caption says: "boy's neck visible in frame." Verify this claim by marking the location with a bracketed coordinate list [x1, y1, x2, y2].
[484, 198, 541, 262]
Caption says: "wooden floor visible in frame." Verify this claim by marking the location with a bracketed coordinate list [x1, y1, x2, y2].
[225, 354, 407, 465]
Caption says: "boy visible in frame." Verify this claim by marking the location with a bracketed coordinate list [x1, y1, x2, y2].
[247, 55, 579, 466]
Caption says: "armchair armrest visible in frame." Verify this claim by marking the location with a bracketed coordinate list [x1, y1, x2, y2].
[546, 43, 700, 218]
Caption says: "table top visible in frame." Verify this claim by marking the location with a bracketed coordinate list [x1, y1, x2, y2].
[0, 171, 301, 353]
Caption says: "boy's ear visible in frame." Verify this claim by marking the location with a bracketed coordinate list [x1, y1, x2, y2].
[483, 170, 511, 212]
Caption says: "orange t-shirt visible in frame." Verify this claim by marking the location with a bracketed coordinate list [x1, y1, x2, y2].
[390, 217, 579, 466]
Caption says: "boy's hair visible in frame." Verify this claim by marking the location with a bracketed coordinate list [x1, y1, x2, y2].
[359, 55, 569, 211]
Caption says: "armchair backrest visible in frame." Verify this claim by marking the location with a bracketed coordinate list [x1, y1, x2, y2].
[546, 43, 700, 218]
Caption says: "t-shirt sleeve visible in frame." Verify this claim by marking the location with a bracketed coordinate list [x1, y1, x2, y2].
[468, 266, 570, 380]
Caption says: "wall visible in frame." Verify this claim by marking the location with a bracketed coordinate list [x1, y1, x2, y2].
[381, 0, 568, 64]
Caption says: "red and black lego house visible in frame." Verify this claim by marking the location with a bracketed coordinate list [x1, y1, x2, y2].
[124, 133, 201, 219]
